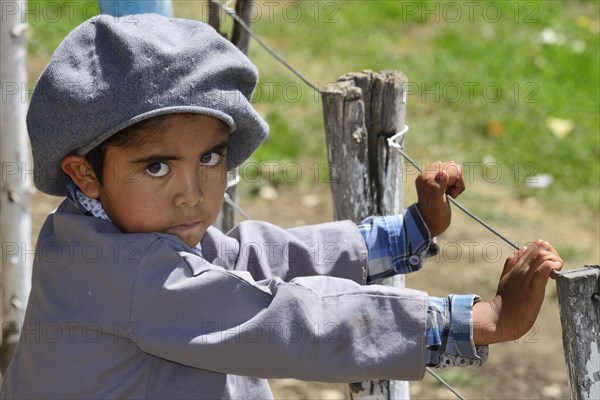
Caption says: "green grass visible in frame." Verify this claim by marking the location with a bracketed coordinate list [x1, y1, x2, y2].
[244, 0, 599, 212]
[430, 368, 483, 389]
[26, 0, 600, 212]
[26, 0, 100, 53]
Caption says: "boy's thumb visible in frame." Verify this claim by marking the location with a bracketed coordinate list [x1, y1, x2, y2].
[434, 171, 448, 190]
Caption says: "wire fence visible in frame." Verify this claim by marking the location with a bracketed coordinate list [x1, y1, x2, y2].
[211, 1, 476, 398]
[18, 2, 538, 398]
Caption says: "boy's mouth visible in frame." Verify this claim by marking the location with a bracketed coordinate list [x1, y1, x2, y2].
[170, 220, 202, 231]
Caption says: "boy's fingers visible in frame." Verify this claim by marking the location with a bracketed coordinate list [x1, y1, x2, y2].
[419, 161, 466, 201]
[515, 244, 537, 275]
[447, 182, 465, 199]
[548, 258, 563, 280]
[518, 246, 529, 259]
[445, 164, 465, 198]
[531, 259, 561, 294]
[501, 255, 516, 277]
[525, 240, 563, 281]
[536, 240, 563, 278]
[433, 171, 449, 192]
[501, 246, 527, 277]
[507, 244, 539, 287]
[417, 164, 449, 198]
[526, 250, 559, 282]
[430, 162, 464, 198]
[531, 239, 558, 255]
[547, 258, 563, 280]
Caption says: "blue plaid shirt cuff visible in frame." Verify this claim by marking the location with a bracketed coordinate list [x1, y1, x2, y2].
[357, 204, 438, 282]
[426, 295, 488, 368]
[356, 206, 486, 367]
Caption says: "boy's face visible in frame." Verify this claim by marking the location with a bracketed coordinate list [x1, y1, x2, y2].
[98, 114, 229, 247]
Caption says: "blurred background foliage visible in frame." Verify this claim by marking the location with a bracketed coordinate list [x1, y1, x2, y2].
[22, 2, 598, 397]
[26, 0, 599, 213]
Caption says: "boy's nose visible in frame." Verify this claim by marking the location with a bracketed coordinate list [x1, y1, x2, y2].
[173, 171, 204, 207]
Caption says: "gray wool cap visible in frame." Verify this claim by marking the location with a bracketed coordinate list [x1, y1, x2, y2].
[27, 13, 269, 196]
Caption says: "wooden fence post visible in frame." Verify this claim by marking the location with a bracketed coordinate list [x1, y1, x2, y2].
[322, 70, 409, 399]
[556, 265, 600, 400]
[208, 0, 222, 33]
[209, 0, 254, 233]
[1, 0, 32, 375]
[231, 0, 253, 55]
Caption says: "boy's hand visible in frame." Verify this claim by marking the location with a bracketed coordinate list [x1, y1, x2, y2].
[415, 161, 465, 237]
[473, 240, 563, 345]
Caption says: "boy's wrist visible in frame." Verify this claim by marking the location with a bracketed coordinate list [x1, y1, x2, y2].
[473, 299, 501, 345]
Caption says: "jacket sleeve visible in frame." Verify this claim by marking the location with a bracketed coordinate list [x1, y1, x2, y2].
[130, 233, 429, 382]
[357, 204, 437, 282]
[200, 219, 370, 283]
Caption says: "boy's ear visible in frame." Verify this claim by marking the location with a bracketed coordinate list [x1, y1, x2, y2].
[61, 155, 101, 199]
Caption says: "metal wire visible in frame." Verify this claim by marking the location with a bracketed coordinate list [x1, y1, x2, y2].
[213, 0, 519, 254]
[388, 129, 520, 251]
[209, 0, 321, 93]
[214, 6, 493, 399]
[223, 192, 251, 220]
[20, 4, 489, 399]
[426, 368, 467, 400]
[220, 165, 471, 400]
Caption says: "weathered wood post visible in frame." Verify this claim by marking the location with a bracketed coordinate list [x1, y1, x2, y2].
[207, 0, 222, 32]
[1, 0, 32, 374]
[231, 0, 253, 55]
[209, 0, 254, 233]
[322, 70, 409, 399]
[556, 265, 600, 400]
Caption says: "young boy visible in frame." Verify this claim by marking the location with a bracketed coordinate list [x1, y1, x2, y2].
[1, 14, 562, 399]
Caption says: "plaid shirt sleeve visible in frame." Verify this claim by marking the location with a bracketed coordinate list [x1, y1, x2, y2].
[357, 203, 439, 282]
[426, 295, 488, 368]
[356, 205, 487, 368]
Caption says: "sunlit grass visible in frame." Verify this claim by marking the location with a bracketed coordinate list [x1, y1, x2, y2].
[26, 0, 600, 212]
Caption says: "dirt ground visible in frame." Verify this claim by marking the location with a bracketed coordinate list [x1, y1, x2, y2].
[30, 170, 599, 399]
[237, 175, 600, 400]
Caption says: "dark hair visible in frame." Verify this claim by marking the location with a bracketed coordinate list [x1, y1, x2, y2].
[84, 114, 174, 184]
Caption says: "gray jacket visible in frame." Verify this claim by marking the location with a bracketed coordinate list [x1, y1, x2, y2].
[1, 201, 428, 399]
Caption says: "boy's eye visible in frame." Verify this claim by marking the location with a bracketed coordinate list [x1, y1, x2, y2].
[200, 152, 222, 167]
[145, 162, 170, 177]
